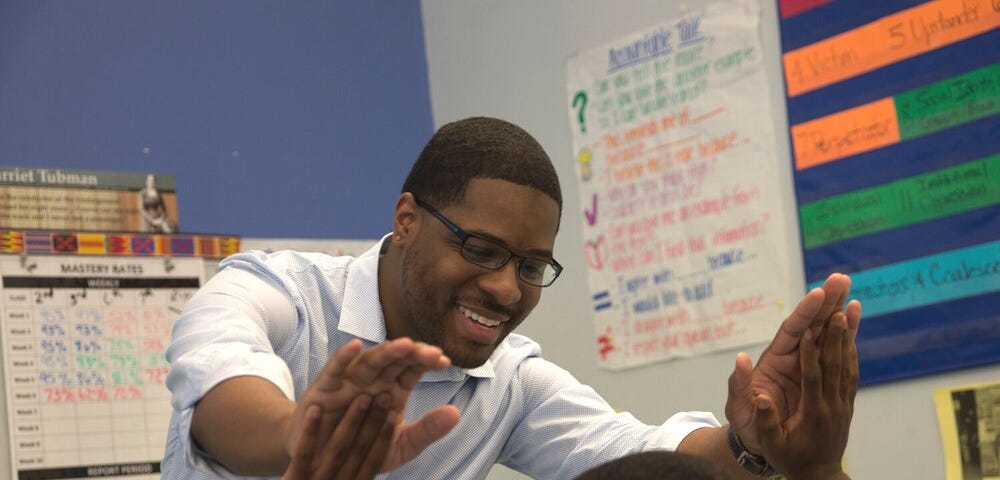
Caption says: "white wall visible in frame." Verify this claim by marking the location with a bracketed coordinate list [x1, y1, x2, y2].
[419, 1, 999, 479]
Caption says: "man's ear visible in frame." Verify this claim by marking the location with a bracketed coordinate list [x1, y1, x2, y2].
[392, 192, 420, 242]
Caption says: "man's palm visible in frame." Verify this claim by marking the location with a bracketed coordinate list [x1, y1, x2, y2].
[726, 273, 851, 452]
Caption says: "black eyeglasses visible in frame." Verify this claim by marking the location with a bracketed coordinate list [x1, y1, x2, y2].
[414, 197, 562, 287]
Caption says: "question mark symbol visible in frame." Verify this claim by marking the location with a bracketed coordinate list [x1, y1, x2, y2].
[572, 91, 588, 133]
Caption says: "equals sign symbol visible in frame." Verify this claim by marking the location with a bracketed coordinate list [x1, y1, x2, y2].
[593, 291, 612, 311]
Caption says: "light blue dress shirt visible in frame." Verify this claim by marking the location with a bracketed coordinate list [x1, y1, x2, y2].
[161, 236, 719, 480]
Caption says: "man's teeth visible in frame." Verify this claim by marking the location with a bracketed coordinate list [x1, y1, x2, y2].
[459, 306, 501, 327]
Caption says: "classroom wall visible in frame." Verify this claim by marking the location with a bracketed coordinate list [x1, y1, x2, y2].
[0, 0, 434, 239]
[0, 1, 432, 475]
[419, 1, 998, 479]
[0, 1, 995, 478]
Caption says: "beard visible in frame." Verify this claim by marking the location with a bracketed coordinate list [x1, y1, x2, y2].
[400, 242, 513, 369]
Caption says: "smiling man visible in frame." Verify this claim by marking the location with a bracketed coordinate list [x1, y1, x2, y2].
[163, 117, 860, 480]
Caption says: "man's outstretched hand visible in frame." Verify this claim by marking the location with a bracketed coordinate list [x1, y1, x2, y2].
[284, 338, 460, 474]
[283, 393, 394, 480]
[752, 308, 858, 479]
[725, 273, 861, 458]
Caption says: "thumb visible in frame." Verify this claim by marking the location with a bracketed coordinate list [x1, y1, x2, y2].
[731, 352, 753, 393]
[389, 405, 460, 467]
[725, 352, 754, 426]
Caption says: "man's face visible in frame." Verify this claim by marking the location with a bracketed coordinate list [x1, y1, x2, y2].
[400, 178, 560, 368]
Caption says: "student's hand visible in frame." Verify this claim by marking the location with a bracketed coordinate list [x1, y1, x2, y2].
[753, 309, 859, 479]
[284, 338, 460, 473]
[724, 273, 860, 456]
[283, 393, 395, 480]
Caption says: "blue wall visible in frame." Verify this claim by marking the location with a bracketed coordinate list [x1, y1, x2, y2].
[0, 1, 434, 239]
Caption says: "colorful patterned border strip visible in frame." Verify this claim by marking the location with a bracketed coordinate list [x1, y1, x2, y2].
[0, 230, 240, 258]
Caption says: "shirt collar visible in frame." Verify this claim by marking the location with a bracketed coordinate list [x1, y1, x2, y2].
[338, 233, 496, 380]
[337, 235, 389, 344]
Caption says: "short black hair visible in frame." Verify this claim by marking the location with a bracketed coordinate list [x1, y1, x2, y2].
[402, 116, 562, 212]
[574, 451, 734, 480]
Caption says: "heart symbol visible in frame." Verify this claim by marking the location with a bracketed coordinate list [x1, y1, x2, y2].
[584, 235, 609, 270]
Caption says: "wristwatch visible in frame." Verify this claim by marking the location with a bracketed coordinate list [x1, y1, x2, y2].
[727, 426, 778, 477]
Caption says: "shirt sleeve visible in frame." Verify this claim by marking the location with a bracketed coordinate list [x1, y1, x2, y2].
[164, 265, 300, 473]
[499, 357, 720, 479]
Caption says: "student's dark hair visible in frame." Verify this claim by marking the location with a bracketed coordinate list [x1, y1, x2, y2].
[574, 451, 734, 480]
[402, 116, 562, 214]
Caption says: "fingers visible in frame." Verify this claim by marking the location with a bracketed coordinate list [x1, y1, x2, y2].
[288, 338, 455, 480]
[333, 393, 392, 480]
[373, 363, 409, 392]
[799, 328, 822, 411]
[300, 340, 367, 452]
[842, 302, 861, 404]
[347, 339, 449, 385]
[398, 365, 430, 391]
[312, 339, 364, 392]
[845, 299, 861, 343]
[410, 342, 453, 371]
[397, 352, 452, 390]
[392, 405, 461, 464]
[345, 340, 450, 416]
[312, 338, 451, 408]
[344, 338, 415, 384]
[354, 405, 397, 478]
[308, 393, 371, 479]
[820, 313, 845, 401]
[283, 404, 322, 480]
[769, 273, 852, 355]
[372, 343, 451, 391]
[816, 274, 850, 325]
[770, 287, 826, 354]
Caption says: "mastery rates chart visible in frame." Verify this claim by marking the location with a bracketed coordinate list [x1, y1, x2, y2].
[0, 255, 203, 480]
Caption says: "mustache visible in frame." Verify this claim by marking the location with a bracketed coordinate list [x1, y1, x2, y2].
[456, 294, 517, 319]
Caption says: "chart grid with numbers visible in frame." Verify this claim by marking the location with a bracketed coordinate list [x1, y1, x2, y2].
[0, 255, 203, 480]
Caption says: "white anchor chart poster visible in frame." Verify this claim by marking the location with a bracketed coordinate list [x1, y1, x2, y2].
[566, 0, 795, 369]
[0, 255, 203, 479]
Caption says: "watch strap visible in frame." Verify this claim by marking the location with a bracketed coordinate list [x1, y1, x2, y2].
[727, 426, 778, 477]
